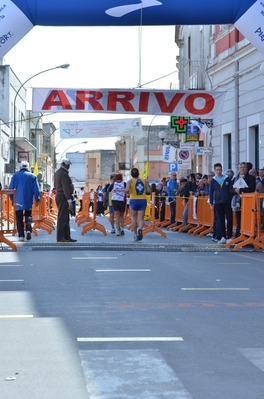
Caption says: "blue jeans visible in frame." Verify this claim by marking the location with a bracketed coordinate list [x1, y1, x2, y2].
[183, 202, 188, 225]
[170, 200, 176, 224]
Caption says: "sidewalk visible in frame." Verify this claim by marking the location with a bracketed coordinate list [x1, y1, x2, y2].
[2, 213, 233, 252]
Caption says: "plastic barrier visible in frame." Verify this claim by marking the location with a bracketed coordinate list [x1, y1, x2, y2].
[170, 196, 186, 231]
[0, 189, 17, 251]
[226, 193, 264, 251]
[81, 192, 107, 236]
[75, 192, 92, 225]
[143, 193, 167, 238]
[188, 196, 214, 237]
[31, 192, 56, 235]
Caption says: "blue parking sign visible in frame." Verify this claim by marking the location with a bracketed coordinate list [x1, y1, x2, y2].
[168, 163, 178, 172]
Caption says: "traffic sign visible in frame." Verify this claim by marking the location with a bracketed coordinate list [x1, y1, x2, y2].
[168, 163, 178, 172]
[195, 147, 213, 155]
[177, 149, 192, 169]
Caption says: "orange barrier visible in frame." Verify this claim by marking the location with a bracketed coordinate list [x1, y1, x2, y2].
[188, 196, 214, 237]
[32, 192, 56, 235]
[81, 193, 107, 236]
[0, 189, 17, 251]
[226, 193, 264, 251]
[76, 192, 92, 225]
[143, 193, 167, 238]
[160, 201, 175, 228]
[170, 197, 186, 231]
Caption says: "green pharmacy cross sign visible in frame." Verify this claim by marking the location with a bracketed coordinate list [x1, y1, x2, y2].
[170, 116, 190, 133]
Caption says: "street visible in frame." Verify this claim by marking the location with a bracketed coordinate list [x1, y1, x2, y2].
[1, 233, 264, 398]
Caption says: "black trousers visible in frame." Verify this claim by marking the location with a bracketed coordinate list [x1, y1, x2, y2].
[214, 202, 233, 239]
[16, 210, 32, 238]
[55, 193, 70, 241]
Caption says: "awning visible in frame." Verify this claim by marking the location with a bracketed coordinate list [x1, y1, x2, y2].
[10, 137, 37, 151]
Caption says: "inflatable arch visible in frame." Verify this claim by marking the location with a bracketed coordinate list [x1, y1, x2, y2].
[5, 0, 264, 58]
[11, 0, 256, 26]
[2, 0, 263, 64]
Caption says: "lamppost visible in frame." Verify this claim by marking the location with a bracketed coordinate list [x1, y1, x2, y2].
[147, 115, 158, 165]
[13, 63, 70, 173]
[53, 137, 65, 175]
[158, 130, 180, 148]
[57, 141, 88, 165]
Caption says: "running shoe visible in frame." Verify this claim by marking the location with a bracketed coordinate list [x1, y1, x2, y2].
[137, 228, 143, 241]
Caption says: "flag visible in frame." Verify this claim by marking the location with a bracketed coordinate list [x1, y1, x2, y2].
[190, 119, 208, 134]
[33, 162, 38, 176]
[140, 161, 149, 180]
[162, 145, 175, 163]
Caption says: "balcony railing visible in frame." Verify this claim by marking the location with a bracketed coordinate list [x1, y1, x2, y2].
[182, 60, 206, 90]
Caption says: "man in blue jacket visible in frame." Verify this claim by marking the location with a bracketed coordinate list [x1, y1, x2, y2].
[209, 163, 233, 244]
[9, 161, 40, 242]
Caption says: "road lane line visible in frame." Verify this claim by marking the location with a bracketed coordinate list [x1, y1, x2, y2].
[0, 265, 23, 267]
[217, 263, 250, 264]
[0, 280, 24, 282]
[72, 257, 118, 259]
[181, 288, 250, 291]
[0, 315, 33, 318]
[77, 337, 183, 342]
[95, 269, 151, 272]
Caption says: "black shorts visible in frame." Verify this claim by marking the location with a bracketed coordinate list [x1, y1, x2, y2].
[112, 200, 126, 213]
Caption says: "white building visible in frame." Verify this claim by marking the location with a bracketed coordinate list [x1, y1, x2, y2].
[176, 24, 264, 173]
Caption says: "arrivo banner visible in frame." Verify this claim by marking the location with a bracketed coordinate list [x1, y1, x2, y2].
[32, 88, 226, 118]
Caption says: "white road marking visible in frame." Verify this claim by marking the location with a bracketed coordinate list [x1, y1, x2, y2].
[181, 288, 250, 291]
[79, 349, 193, 398]
[0, 265, 23, 267]
[95, 269, 151, 272]
[78, 337, 183, 342]
[0, 280, 24, 282]
[239, 348, 264, 372]
[0, 315, 33, 318]
[217, 263, 250, 265]
[72, 257, 118, 260]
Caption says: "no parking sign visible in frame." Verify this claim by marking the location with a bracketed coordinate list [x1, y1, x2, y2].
[177, 149, 192, 170]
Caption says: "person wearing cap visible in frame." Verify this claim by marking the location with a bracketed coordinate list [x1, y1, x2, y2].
[9, 160, 40, 242]
[54, 158, 77, 243]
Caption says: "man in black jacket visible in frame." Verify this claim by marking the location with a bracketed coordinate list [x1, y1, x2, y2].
[209, 163, 233, 244]
[230, 162, 256, 237]
[54, 158, 77, 243]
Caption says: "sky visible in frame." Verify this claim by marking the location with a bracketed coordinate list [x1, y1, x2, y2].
[4, 25, 178, 159]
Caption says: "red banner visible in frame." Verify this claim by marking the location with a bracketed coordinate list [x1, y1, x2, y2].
[32, 88, 225, 119]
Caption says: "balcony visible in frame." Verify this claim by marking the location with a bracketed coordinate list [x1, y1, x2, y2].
[183, 60, 206, 90]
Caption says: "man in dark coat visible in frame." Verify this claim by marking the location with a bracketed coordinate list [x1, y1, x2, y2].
[54, 158, 77, 243]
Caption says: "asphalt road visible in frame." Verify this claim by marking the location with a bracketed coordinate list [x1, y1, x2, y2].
[1, 243, 264, 398]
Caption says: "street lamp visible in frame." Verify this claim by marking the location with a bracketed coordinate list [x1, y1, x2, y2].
[158, 130, 180, 148]
[147, 115, 158, 165]
[13, 63, 70, 173]
[58, 141, 88, 164]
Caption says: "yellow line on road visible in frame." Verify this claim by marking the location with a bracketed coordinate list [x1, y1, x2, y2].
[77, 337, 183, 342]
[181, 288, 250, 291]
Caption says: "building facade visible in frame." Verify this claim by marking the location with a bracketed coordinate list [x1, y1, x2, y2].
[176, 25, 264, 173]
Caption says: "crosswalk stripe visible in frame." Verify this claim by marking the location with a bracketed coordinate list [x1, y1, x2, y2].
[239, 348, 264, 372]
[79, 349, 193, 398]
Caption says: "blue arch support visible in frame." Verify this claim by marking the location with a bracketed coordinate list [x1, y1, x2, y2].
[13, 0, 256, 26]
